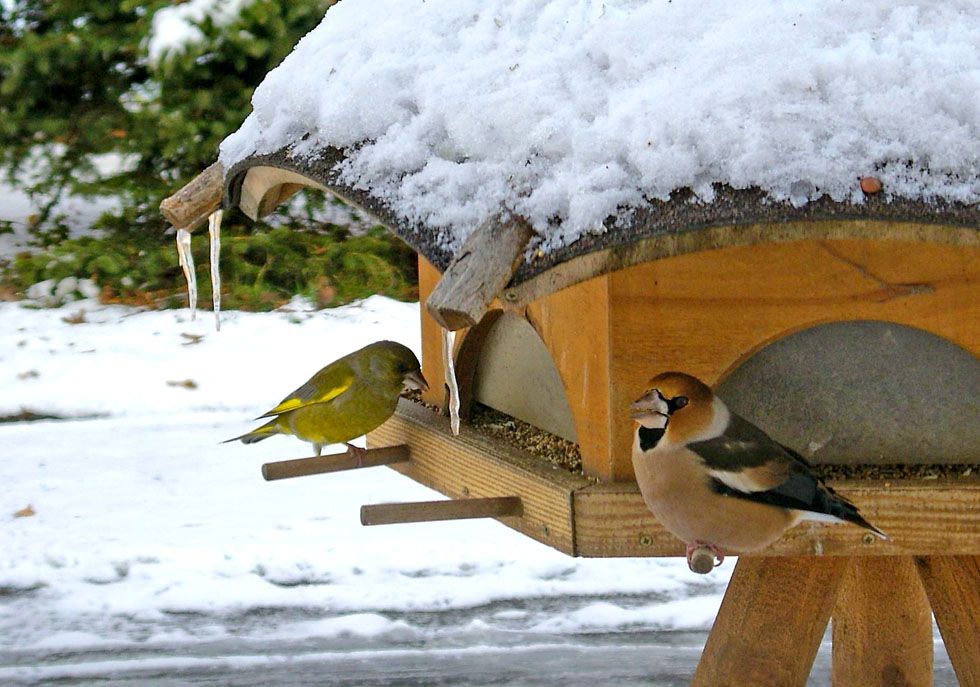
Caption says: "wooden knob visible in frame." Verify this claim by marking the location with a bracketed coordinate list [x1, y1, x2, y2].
[689, 546, 718, 574]
[160, 161, 225, 230]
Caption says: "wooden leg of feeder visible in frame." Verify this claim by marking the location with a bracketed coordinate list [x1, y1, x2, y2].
[915, 555, 980, 687]
[692, 556, 847, 687]
[831, 556, 932, 687]
[261, 445, 409, 481]
[360, 496, 522, 526]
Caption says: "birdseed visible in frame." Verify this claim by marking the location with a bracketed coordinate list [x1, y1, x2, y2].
[405, 394, 978, 482]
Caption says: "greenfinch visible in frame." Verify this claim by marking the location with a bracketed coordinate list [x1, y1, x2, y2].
[226, 340, 427, 457]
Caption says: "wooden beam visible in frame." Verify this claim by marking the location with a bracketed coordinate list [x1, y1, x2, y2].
[573, 479, 980, 558]
[573, 481, 683, 557]
[425, 215, 534, 331]
[360, 496, 522, 526]
[417, 257, 452, 408]
[501, 220, 980, 309]
[261, 445, 409, 481]
[915, 556, 980, 686]
[367, 398, 591, 555]
[831, 557, 933, 687]
[160, 161, 225, 230]
[525, 275, 618, 481]
[369, 398, 979, 558]
[692, 556, 847, 687]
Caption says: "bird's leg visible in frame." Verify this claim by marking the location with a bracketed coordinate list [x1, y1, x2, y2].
[346, 443, 366, 468]
[313, 443, 322, 457]
[686, 541, 725, 568]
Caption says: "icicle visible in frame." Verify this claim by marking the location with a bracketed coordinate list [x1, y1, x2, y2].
[442, 328, 461, 436]
[208, 209, 223, 331]
[175, 228, 197, 320]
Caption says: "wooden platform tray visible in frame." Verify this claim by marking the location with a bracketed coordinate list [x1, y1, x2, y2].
[368, 399, 980, 558]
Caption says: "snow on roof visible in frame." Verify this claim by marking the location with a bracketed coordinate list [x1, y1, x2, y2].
[219, 0, 980, 255]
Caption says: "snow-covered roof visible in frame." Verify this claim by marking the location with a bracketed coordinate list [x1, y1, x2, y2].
[219, 0, 979, 293]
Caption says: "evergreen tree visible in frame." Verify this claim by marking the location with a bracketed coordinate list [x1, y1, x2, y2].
[0, 1, 417, 308]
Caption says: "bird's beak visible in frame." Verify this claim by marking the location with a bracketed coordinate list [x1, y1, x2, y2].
[630, 391, 669, 429]
[403, 369, 429, 392]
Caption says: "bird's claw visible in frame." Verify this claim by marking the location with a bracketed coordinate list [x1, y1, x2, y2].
[346, 443, 367, 468]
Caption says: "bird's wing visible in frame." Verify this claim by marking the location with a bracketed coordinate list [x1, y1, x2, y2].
[687, 413, 799, 491]
[257, 359, 356, 418]
[688, 413, 886, 537]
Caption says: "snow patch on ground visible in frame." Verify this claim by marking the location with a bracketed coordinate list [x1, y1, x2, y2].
[0, 181, 119, 259]
[147, 0, 253, 64]
[0, 296, 418, 419]
[220, 0, 980, 254]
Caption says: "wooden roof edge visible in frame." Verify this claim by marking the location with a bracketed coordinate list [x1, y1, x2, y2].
[223, 149, 453, 270]
[503, 218, 980, 307]
[222, 148, 979, 306]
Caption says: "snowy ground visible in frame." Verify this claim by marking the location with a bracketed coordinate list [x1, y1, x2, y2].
[0, 297, 955, 685]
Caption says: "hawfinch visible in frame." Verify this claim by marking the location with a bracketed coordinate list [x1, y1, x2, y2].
[631, 372, 885, 568]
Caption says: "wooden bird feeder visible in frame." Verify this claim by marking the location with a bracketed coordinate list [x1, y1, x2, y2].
[164, 143, 979, 684]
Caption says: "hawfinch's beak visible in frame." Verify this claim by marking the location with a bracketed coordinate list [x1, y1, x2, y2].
[404, 369, 429, 392]
[630, 391, 670, 428]
[630, 392, 660, 418]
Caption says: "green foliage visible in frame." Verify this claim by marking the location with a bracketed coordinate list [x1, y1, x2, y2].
[0, 1, 417, 311]
[3, 214, 418, 310]
[1, 1, 333, 232]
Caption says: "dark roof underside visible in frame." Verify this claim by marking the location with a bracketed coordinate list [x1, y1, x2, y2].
[225, 146, 979, 293]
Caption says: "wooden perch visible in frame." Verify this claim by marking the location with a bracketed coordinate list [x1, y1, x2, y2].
[261, 445, 409, 481]
[160, 161, 225, 230]
[425, 215, 534, 330]
[360, 496, 523, 526]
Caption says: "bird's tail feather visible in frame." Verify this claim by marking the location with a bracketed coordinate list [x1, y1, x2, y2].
[827, 492, 888, 540]
[222, 419, 280, 445]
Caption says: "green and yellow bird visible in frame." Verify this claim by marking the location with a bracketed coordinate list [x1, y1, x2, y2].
[226, 340, 427, 457]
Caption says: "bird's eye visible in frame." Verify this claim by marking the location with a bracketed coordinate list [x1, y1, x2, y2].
[670, 396, 689, 411]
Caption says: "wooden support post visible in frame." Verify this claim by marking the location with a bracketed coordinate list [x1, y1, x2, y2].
[692, 556, 848, 687]
[261, 445, 409, 481]
[360, 496, 522, 526]
[831, 556, 933, 687]
[915, 555, 980, 687]
[160, 161, 225, 230]
[425, 215, 534, 331]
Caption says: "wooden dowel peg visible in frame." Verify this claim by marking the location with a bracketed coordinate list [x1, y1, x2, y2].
[360, 496, 523, 526]
[261, 445, 409, 481]
[160, 161, 225, 231]
[688, 546, 718, 575]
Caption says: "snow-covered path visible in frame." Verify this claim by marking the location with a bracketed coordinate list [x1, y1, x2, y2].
[0, 298, 956, 685]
